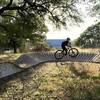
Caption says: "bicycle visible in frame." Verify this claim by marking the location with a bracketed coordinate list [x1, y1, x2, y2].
[54, 47, 79, 60]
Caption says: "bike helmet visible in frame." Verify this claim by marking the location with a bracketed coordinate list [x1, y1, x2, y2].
[67, 37, 70, 41]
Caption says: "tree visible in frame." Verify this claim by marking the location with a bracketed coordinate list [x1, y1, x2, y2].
[89, 0, 100, 18]
[0, 0, 82, 52]
[75, 22, 100, 48]
[0, 0, 82, 30]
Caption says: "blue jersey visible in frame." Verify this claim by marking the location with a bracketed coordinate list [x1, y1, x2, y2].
[62, 40, 69, 46]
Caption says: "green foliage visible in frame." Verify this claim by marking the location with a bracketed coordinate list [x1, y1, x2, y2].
[75, 22, 100, 48]
[0, 0, 82, 50]
[0, 10, 48, 48]
[0, 0, 81, 27]
[90, 0, 100, 18]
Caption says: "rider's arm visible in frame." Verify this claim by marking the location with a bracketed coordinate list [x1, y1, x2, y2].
[68, 42, 71, 47]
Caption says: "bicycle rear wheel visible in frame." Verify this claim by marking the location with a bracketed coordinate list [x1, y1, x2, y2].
[68, 48, 79, 57]
[54, 50, 64, 59]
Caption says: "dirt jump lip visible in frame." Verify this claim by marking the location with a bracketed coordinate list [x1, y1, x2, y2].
[0, 52, 100, 79]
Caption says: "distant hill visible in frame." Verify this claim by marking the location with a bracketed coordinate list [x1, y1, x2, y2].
[46, 39, 64, 48]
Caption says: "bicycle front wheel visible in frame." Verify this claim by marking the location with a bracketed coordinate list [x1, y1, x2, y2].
[54, 50, 64, 60]
[68, 48, 79, 57]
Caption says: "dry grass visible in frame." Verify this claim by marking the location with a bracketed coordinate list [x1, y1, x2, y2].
[0, 53, 22, 62]
[53, 47, 100, 54]
[0, 62, 100, 99]
[76, 47, 100, 53]
[0, 48, 100, 99]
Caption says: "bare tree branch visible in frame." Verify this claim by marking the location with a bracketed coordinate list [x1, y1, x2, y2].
[6, 0, 13, 8]
[0, 0, 13, 14]
[0, 0, 26, 15]
[1, 14, 18, 20]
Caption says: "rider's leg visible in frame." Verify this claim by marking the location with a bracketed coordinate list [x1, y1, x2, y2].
[64, 46, 68, 54]
[62, 45, 67, 54]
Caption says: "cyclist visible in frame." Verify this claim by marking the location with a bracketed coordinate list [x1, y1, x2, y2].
[61, 37, 71, 54]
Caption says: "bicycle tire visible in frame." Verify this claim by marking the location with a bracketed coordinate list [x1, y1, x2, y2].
[54, 50, 64, 59]
[68, 48, 79, 57]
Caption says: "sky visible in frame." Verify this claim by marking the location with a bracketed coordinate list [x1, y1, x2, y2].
[46, 1, 100, 40]
[46, 17, 99, 40]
